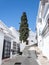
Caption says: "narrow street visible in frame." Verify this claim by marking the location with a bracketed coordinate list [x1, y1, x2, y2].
[0, 0, 49, 65]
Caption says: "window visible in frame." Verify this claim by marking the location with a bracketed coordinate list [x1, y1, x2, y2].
[2, 40, 11, 59]
[12, 42, 16, 55]
[17, 44, 20, 53]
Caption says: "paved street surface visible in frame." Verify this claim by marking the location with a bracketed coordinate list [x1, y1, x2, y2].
[2, 44, 49, 65]
[2, 45, 39, 65]
[2, 55, 39, 65]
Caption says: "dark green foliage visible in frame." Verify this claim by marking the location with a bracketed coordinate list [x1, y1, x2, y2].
[19, 12, 29, 42]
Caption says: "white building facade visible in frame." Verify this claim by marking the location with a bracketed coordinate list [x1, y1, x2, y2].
[0, 20, 20, 65]
[9, 27, 20, 57]
[36, 0, 49, 59]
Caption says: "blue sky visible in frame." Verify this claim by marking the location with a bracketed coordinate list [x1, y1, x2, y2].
[0, 0, 39, 32]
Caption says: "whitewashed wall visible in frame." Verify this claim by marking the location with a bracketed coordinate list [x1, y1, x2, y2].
[0, 21, 21, 65]
[36, 0, 49, 60]
[43, 35, 49, 59]
[28, 30, 37, 45]
[9, 27, 20, 43]
[0, 32, 4, 65]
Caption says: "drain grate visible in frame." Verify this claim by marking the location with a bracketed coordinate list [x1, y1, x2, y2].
[14, 62, 21, 65]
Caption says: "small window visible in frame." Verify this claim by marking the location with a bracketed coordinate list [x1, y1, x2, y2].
[12, 42, 16, 55]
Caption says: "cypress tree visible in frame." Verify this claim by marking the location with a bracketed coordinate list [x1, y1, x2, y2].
[19, 12, 29, 42]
